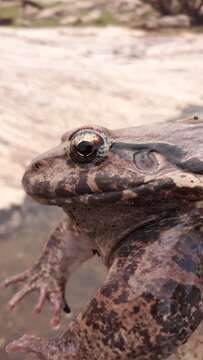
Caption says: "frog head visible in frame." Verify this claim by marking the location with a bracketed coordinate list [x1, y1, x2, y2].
[22, 118, 203, 214]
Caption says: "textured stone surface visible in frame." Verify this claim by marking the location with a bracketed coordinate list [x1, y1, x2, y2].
[0, 27, 203, 359]
[0, 0, 156, 27]
[0, 1, 202, 28]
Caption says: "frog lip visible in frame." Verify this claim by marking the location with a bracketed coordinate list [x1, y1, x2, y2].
[27, 194, 57, 205]
[29, 178, 174, 206]
[29, 188, 135, 206]
[29, 190, 124, 206]
[28, 179, 172, 207]
[59, 178, 176, 206]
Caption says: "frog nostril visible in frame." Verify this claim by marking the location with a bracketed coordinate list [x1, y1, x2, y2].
[31, 160, 48, 172]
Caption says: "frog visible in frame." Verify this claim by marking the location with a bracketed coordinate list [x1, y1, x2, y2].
[3, 116, 203, 360]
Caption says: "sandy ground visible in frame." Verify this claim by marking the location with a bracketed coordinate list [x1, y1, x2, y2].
[0, 26, 203, 359]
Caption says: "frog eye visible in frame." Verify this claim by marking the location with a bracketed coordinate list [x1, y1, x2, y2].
[133, 151, 159, 173]
[76, 140, 95, 157]
[69, 129, 108, 163]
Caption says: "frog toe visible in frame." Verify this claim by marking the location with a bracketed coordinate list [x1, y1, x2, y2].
[6, 335, 48, 359]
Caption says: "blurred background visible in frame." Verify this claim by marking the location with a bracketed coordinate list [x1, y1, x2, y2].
[0, 1, 203, 359]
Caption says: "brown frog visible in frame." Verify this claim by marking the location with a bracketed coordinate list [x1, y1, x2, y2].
[3, 117, 203, 360]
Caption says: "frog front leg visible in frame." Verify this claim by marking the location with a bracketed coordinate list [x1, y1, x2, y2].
[2, 217, 94, 328]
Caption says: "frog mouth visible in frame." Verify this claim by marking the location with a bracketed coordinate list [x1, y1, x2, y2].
[29, 178, 175, 207]
[61, 178, 177, 206]
[29, 190, 127, 206]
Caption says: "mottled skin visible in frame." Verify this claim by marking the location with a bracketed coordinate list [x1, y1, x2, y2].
[3, 117, 203, 359]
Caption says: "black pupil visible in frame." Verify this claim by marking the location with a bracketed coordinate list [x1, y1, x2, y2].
[76, 141, 95, 157]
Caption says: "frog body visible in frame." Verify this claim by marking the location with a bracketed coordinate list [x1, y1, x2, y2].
[3, 117, 203, 359]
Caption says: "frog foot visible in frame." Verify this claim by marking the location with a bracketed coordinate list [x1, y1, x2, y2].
[6, 334, 75, 360]
[2, 265, 70, 329]
[6, 335, 50, 360]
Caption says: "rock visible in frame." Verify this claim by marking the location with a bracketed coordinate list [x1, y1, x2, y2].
[142, 14, 191, 30]
[109, 0, 142, 11]
[131, 3, 159, 28]
[72, 0, 97, 12]
[21, 0, 43, 18]
[21, 0, 43, 10]
[80, 9, 103, 24]
[158, 14, 191, 28]
[0, 0, 200, 28]
[0, 17, 14, 25]
[60, 15, 81, 26]
[36, 7, 58, 20]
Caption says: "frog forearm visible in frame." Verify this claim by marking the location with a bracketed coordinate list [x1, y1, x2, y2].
[3, 217, 94, 327]
[39, 217, 94, 281]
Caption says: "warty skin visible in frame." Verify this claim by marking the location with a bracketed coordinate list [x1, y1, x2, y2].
[2, 116, 203, 359]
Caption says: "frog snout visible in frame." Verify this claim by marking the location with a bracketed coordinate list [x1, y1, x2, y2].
[22, 159, 49, 196]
